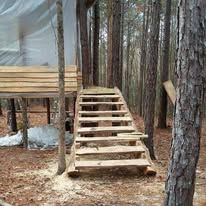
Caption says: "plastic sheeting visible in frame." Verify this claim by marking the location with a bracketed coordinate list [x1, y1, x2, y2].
[0, 125, 73, 149]
[0, 0, 76, 66]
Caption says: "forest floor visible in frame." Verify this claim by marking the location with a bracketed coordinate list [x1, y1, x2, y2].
[0, 106, 206, 206]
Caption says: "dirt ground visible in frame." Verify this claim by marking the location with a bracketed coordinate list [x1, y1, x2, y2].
[0, 108, 206, 206]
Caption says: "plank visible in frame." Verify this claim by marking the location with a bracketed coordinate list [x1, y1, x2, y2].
[79, 110, 127, 115]
[75, 159, 150, 169]
[78, 126, 135, 134]
[0, 65, 77, 73]
[76, 135, 148, 142]
[79, 102, 123, 106]
[163, 80, 176, 105]
[0, 73, 77, 78]
[0, 87, 77, 93]
[80, 95, 119, 98]
[81, 88, 115, 94]
[0, 92, 75, 99]
[76, 146, 145, 155]
[79, 117, 132, 122]
[0, 82, 77, 88]
[0, 78, 76, 82]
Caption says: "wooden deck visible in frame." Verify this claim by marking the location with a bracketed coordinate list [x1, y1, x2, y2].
[0, 65, 82, 98]
[68, 87, 156, 176]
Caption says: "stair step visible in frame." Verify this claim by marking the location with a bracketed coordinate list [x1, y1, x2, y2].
[76, 146, 145, 155]
[75, 159, 150, 169]
[80, 95, 120, 99]
[79, 102, 123, 106]
[80, 88, 116, 95]
[76, 135, 148, 143]
[79, 117, 132, 123]
[78, 126, 135, 134]
[79, 110, 127, 116]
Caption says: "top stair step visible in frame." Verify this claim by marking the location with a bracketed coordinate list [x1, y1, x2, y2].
[80, 95, 120, 99]
[80, 88, 116, 95]
[79, 102, 124, 106]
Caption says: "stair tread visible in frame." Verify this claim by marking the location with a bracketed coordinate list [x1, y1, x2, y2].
[78, 126, 135, 133]
[79, 110, 127, 115]
[75, 159, 150, 169]
[76, 135, 148, 142]
[76, 145, 145, 155]
[79, 116, 132, 122]
[80, 95, 120, 98]
[79, 102, 123, 105]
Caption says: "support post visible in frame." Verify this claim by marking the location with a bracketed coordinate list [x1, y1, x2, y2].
[46, 98, 50, 124]
[21, 98, 28, 148]
[8, 99, 17, 132]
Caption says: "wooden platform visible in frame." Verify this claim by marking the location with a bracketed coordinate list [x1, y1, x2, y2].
[0, 65, 82, 98]
[68, 87, 156, 176]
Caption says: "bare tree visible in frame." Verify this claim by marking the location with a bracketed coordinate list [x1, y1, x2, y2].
[157, 0, 172, 128]
[56, 0, 66, 175]
[144, 0, 161, 160]
[93, 0, 100, 86]
[107, 0, 121, 88]
[164, 0, 206, 205]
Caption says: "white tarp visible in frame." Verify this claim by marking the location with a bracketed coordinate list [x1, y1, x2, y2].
[0, 0, 76, 66]
[0, 125, 73, 149]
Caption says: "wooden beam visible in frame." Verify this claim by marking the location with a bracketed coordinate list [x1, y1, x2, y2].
[163, 80, 176, 105]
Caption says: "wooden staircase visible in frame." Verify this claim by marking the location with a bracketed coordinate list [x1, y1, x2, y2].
[68, 87, 156, 176]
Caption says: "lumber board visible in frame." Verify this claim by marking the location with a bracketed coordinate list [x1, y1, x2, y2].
[0, 87, 77, 93]
[76, 146, 145, 155]
[75, 159, 150, 169]
[79, 117, 132, 122]
[79, 110, 127, 115]
[79, 102, 124, 106]
[78, 126, 135, 134]
[163, 80, 176, 105]
[0, 73, 77, 78]
[76, 135, 148, 142]
[80, 95, 120, 98]
[0, 82, 77, 88]
[0, 78, 76, 82]
[0, 92, 75, 98]
[0, 65, 77, 73]
[80, 88, 115, 94]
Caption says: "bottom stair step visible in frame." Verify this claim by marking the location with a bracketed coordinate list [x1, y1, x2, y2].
[76, 146, 145, 155]
[75, 159, 150, 169]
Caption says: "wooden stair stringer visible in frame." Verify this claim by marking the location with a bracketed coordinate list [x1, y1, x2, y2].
[68, 87, 156, 176]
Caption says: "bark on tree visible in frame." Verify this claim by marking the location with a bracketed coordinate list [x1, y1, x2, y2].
[93, 0, 100, 86]
[144, 0, 161, 160]
[8, 99, 17, 133]
[21, 98, 28, 148]
[157, 0, 172, 128]
[119, 0, 124, 91]
[0, 100, 3, 116]
[56, 0, 66, 175]
[78, 0, 92, 87]
[107, 0, 121, 88]
[164, 0, 206, 205]
[139, 0, 150, 117]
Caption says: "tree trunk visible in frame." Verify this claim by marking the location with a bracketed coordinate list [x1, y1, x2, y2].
[78, 0, 92, 87]
[93, 0, 100, 86]
[119, 0, 124, 92]
[157, 0, 172, 128]
[56, 0, 66, 175]
[139, 0, 150, 117]
[164, 0, 206, 205]
[21, 98, 28, 148]
[46, 98, 50, 124]
[0, 100, 3, 116]
[144, 0, 161, 160]
[8, 99, 17, 133]
[107, 0, 121, 88]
